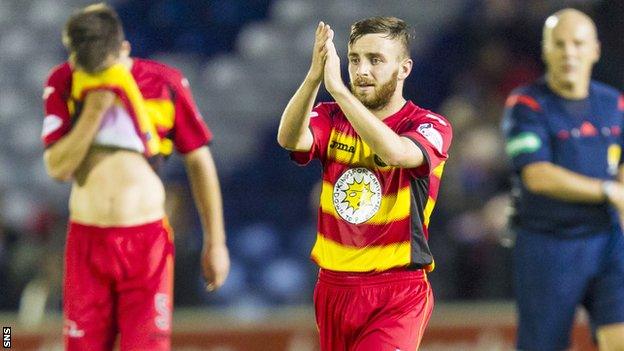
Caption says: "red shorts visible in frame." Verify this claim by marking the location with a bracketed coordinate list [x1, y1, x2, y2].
[314, 268, 434, 351]
[63, 219, 174, 351]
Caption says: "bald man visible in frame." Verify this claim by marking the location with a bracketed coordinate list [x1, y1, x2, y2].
[502, 8, 624, 351]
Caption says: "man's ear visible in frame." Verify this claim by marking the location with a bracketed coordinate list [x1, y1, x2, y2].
[398, 57, 413, 81]
[593, 40, 601, 64]
[121, 40, 131, 57]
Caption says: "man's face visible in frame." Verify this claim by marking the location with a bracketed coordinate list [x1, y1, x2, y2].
[348, 34, 405, 110]
[542, 16, 599, 89]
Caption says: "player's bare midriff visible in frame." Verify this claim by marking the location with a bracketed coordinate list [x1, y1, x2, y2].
[68, 146, 165, 227]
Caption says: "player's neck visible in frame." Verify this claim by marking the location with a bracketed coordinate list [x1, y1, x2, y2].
[546, 74, 590, 100]
[120, 56, 134, 70]
[372, 94, 407, 120]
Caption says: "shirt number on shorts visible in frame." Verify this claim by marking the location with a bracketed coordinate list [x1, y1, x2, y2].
[154, 293, 170, 331]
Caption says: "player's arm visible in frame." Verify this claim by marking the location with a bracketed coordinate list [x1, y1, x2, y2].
[183, 146, 229, 291]
[277, 22, 330, 151]
[43, 90, 115, 181]
[322, 30, 424, 168]
[329, 89, 424, 167]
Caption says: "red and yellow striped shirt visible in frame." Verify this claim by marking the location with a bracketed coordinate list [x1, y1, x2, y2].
[42, 59, 212, 156]
[292, 101, 452, 272]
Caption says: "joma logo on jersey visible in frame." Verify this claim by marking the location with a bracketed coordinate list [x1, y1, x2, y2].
[330, 140, 355, 153]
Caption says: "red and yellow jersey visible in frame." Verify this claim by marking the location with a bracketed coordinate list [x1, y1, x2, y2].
[41, 58, 212, 156]
[292, 101, 452, 272]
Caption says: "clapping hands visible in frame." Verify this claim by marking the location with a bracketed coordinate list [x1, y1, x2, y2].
[307, 21, 346, 96]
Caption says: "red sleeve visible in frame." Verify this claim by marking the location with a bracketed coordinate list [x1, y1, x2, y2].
[290, 103, 333, 165]
[401, 112, 452, 178]
[169, 70, 212, 154]
[41, 63, 73, 148]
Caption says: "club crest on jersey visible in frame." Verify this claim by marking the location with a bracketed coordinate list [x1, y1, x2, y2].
[333, 168, 382, 224]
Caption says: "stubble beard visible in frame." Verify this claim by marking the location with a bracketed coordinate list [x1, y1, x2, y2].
[350, 70, 399, 111]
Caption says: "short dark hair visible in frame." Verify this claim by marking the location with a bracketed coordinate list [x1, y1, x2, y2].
[62, 3, 124, 73]
[349, 17, 411, 58]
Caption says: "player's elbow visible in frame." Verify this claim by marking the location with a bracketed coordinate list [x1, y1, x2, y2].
[521, 162, 553, 195]
[276, 133, 291, 149]
[45, 166, 72, 182]
[276, 126, 294, 148]
[43, 152, 72, 182]
[277, 133, 306, 151]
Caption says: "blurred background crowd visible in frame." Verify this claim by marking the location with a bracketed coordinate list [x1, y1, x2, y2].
[1, 0, 623, 323]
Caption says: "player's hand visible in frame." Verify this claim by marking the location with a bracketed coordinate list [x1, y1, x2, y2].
[323, 28, 345, 96]
[201, 243, 230, 292]
[308, 21, 331, 84]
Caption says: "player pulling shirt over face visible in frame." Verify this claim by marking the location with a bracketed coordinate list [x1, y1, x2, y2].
[42, 4, 228, 351]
